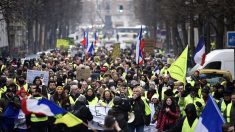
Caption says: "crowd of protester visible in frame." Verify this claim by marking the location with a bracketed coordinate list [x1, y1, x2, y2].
[0, 46, 234, 132]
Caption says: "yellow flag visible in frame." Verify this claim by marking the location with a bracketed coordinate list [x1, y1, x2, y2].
[167, 45, 188, 84]
[54, 112, 83, 127]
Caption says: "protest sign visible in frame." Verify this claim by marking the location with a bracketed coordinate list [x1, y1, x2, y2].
[26, 70, 49, 86]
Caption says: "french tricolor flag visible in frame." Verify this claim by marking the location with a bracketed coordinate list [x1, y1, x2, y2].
[86, 41, 94, 56]
[136, 26, 144, 65]
[194, 37, 206, 66]
[195, 95, 225, 132]
[80, 32, 88, 47]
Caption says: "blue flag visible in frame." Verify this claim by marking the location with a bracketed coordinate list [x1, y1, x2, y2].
[195, 95, 225, 132]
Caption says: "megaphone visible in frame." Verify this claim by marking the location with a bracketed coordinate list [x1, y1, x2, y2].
[128, 112, 135, 123]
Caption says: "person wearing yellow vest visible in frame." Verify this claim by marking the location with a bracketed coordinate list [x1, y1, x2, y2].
[0, 76, 7, 99]
[219, 89, 232, 123]
[0, 58, 6, 75]
[179, 88, 205, 116]
[85, 88, 98, 106]
[167, 103, 198, 132]
[29, 88, 48, 132]
[69, 84, 80, 106]
[160, 64, 169, 76]
[47, 81, 56, 99]
[98, 89, 114, 107]
[16, 75, 28, 91]
[50, 86, 71, 111]
[230, 92, 235, 126]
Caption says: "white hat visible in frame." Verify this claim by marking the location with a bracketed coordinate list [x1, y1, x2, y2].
[151, 94, 159, 100]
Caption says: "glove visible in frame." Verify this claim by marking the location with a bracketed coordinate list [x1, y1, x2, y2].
[195, 101, 202, 107]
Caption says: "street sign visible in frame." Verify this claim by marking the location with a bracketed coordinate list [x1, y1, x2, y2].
[227, 31, 235, 47]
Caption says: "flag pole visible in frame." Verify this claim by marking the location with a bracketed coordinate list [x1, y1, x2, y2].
[137, 54, 140, 83]
[137, 26, 142, 83]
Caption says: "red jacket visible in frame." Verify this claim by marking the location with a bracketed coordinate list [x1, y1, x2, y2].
[156, 107, 180, 131]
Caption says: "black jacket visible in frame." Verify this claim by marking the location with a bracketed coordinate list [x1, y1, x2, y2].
[72, 101, 93, 132]
[108, 105, 129, 132]
[129, 96, 145, 126]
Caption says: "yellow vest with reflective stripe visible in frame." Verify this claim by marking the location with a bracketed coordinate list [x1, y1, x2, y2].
[182, 117, 198, 132]
[221, 101, 232, 123]
[30, 97, 48, 122]
[31, 113, 48, 122]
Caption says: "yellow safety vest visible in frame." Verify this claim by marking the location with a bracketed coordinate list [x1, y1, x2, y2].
[128, 87, 133, 97]
[0, 86, 7, 98]
[99, 99, 114, 107]
[69, 96, 76, 106]
[73, 64, 77, 69]
[122, 72, 127, 79]
[30, 97, 48, 122]
[0, 65, 6, 72]
[1, 65, 6, 72]
[141, 96, 151, 116]
[17, 83, 28, 91]
[161, 87, 167, 101]
[160, 67, 168, 76]
[188, 80, 195, 87]
[182, 117, 198, 132]
[179, 95, 205, 116]
[88, 97, 98, 106]
[221, 101, 232, 123]
[144, 91, 148, 100]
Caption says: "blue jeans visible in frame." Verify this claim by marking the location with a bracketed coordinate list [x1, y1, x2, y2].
[128, 124, 144, 132]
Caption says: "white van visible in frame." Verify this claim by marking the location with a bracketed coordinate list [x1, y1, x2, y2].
[189, 49, 234, 79]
